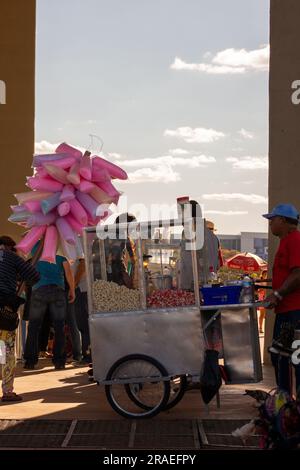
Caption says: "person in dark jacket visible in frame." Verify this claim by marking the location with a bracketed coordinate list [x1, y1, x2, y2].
[0, 235, 39, 402]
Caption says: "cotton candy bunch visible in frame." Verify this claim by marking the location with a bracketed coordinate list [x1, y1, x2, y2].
[9, 142, 128, 262]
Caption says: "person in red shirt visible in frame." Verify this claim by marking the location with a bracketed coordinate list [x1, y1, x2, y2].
[263, 203, 300, 394]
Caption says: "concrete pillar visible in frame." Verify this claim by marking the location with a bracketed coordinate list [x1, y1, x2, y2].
[265, 0, 300, 362]
[0, 0, 36, 240]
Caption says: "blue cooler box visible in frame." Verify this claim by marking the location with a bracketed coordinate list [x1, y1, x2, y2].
[201, 285, 242, 306]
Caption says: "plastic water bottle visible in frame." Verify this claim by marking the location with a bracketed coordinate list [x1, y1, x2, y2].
[240, 276, 253, 303]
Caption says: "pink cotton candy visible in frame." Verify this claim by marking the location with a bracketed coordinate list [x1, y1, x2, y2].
[91, 166, 110, 183]
[67, 162, 81, 185]
[56, 143, 82, 160]
[26, 176, 63, 192]
[26, 212, 56, 227]
[92, 155, 128, 180]
[65, 214, 83, 235]
[16, 226, 47, 255]
[15, 191, 53, 204]
[79, 180, 96, 193]
[32, 153, 69, 167]
[41, 156, 76, 170]
[69, 198, 88, 226]
[60, 185, 75, 202]
[98, 180, 120, 200]
[75, 190, 99, 218]
[90, 186, 115, 204]
[58, 202, 70, 217]
[43, 164, 69, 184]
[56, 217, 76, 246]
[40, 225, 58, 263]
[41, 192, 61, 215]
[23, 201, 41, 213]
[35, 167, 48, 178]
[11, 205, 26, 213]
[79, 151, 92, 180]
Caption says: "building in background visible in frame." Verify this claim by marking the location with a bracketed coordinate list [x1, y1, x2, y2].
[219, 232, 268, 261]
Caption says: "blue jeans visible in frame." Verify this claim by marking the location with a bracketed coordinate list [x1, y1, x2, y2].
[66, 288, 82, 360]
[24, 285, 67, 366]
[74, 290, 91, 360]
[270, 310, 300, 394]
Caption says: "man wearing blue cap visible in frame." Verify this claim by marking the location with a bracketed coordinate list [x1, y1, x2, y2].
[263, 203, 300, 394]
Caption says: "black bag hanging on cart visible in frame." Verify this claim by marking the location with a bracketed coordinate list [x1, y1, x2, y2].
[200, 349, 222, 404]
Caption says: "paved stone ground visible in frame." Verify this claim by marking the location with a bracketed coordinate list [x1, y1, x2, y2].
[0, 357, 275, 449]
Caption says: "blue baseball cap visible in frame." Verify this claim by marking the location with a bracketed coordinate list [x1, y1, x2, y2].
[262, 203, 299, 221]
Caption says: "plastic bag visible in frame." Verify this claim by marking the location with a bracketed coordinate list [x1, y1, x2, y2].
[200, 349, 222, 404]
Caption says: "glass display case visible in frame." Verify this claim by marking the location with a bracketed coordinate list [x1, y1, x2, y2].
[82, 218, 206, 389]
[83, 218, 204, 315]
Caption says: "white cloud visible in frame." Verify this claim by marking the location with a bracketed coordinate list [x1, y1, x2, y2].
[108, 152, 123, 160]
[171, 44, 269, 75]
[202, 193, 267, 204]
[35, 141, 59, 154]
[120, 154, 216, 169]
[87, 119, 97, 124]
[204, 210, 248, 216]
[170, 57, 245, 74]
[227, 156, 268, 170]
[126, 166, 181, 184]
[238, 128, 254, 139]
[164, 126, 225, 143]
[169, 148, 190, 156]
[35, 140, 96, 156]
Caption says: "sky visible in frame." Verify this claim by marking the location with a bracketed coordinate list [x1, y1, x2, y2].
[35, 0, 270, 234]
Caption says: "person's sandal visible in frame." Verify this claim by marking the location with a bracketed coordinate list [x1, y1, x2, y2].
[1, 392, 23, 402]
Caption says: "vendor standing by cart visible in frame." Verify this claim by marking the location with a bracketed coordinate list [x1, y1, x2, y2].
[263, 203, 300, 394]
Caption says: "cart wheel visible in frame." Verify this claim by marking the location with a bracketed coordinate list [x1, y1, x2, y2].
[126, 375, 187, 412]
[105, 354, 170, 419]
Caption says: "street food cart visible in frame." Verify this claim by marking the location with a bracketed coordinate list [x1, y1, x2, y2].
[83, 217, 262, 419]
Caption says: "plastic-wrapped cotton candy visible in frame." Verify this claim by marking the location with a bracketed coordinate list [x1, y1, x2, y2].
[69, 198, 88, 226]
[60, 185, 75, 202]
[92, 155, 128, 180]
[44, 164, 69, 184]
[56, 143, 82, 160]
[10, 141, 128, 262]
[27, 176, 63, 192]
[16, 225, 47, 255]
[11, 205, 26, 213]
[32, 153, 69, 167]
[41, 192, 61, 215]
[58, 202, 70, 217]
[91, 167, 110, 183]
[90, 186, 114, 204]
[40, 225, 58, 263]
[67, 162, 81, 185]
[79, 151, 92, 180]
[26, 212, 56, 227]
[24, 201, 41, 213]
[8, 212, 31, 223]
[97, 180, 120, 200]
[65, 214, 83, 235]
[15, 191, 53, 204]
[56, 217, 76, 246]
[41, 156, 76, 170]
[75, 190, 99, 218]
[79, 180, 95, 193]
